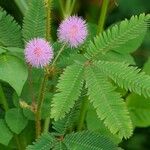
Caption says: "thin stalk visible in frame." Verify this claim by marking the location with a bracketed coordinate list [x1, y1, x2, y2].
[0, 84, 8, 111]
[43, 117, 51, 133]
[43, 45, 66, 132]
[28, 66, 35, 104]
[52, 43, 66, 66]
[97, 0, 110, 34]
[59, 0, 65, 18]
[61, 0, 76, 18]
[43, 73, 55, 133]
[77, 96, 88, 131]
[14, 135, 22, 150]
[14, 0, 28, 15]
[70, 0, 76, 15]
[45, 0, 52, 41]
[65, 0, 72, 18]
[35, 74, 48, 138]
[41, 0, 53, 134]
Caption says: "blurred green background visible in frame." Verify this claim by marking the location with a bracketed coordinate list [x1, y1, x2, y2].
[0, 0, 149, 149]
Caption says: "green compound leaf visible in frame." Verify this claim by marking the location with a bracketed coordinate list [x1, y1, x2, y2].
[0, 119, 13, 146]
[85, 65, 133, 138]
[22, 0, 46, 41]
[53, 141, 68, 150]
[53, 99, 81, 134]
[0, 54, 28, 96]
[51, 64, 84, 121]
[85, 13, 150, 59]
[64, 131, 118, 150]
[96, 61, 150, 98]
[98, 51, 135, 65]
[0, 8, 23, 47]
[5, 108, 28, 134]
[26, 133, 56, 150]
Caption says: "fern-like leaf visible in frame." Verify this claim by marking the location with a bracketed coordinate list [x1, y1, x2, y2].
[64, 131, 118, 150]
[98, 51, 135, 65]
[0, 8, 23, 47]
[85, 14, 150, 59]
[26, 133, 55, 150]
[53, 99, 81, 134]
[51, 64, 84, 120]
[53, 141, 68, 150]
[22, 0, 46, 41]
[96, 61, 150, 98]
[85, 65, 133, 138]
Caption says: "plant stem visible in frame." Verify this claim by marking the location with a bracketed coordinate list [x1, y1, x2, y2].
[43, 71, 55, 133]
[77, 96, 88, 131]
[65, 0, 72, 18]
[45, 0, 52, 41]
[43, 45, 65, 133]
[52, 43, 66, 66]
[59, 0, 65, 18]
[14, 0, 28, 15]
[28, 66, 35, 104]
[14, 135, 22, 150]
[0, 84, 9, 111]
[60, 0, 76, 18]
[70, 0, 76, 15]
[97, 0, 110, 34]
[40, 0, 53, 135]
[35, 74, 48, 138]
[43, 117, 51, 133]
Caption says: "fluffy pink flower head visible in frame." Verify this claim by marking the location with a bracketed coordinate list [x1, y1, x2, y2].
[25, 38, 53, 68]
[58, 16, 88, 47]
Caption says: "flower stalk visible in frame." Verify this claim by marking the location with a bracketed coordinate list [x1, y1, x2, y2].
[52, 43, 66, 66]
[35, 73, 48, 138]
[59, 0, 76, 18]
[97, 0, 110, 34]
[45, 0, 52, 41]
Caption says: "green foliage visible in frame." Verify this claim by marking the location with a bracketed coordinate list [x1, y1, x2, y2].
[64, 131, 118, 150]
[51, 64, 84, 120]
[26, 133, 55, 150]
[5, 108, 28, 134]
[0, 46, 24, 60]
[0, 54, 28, 96]
[22, 0, 46, 41]
[0, 119, 13, 146]
[85, 65, 133, 138]
[98, 51, 135, 65]
[126, 58, 150, 127]
[0, 0, 150, 149]
[86, 106, 121, 144]
[0, 47, 6, 54]
[0, 8, 23, 47]
[53, 99, 81, 134]
[85, 14, 150, 59]
[53, 142, 67, 150]
[95, 61, 150, 98]
[144, 58, 150, 74]
[127, 94, 150, 127]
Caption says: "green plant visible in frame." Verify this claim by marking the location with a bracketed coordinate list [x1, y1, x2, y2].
[0, 0, 150, 149]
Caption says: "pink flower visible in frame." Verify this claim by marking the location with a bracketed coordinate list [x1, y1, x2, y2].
[57, 16, 88, 47]
[25, 38, 53, 68]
